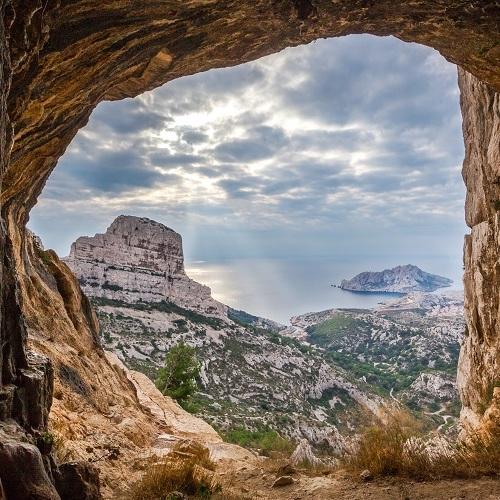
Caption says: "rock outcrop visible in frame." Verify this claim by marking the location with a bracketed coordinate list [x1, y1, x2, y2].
[64, 215, 226, 317]
[1, 1, 499, 497]
[458, 70, 500, 436]
[340, 264, 453, 293]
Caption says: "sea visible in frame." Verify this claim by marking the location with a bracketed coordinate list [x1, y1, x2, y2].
[186, 256, 464, 325]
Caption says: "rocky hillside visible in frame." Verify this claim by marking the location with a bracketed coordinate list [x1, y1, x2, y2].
[284, 292, 464, 433]
[65, 216, 389, 453]
[65, 216, 466, 452]
[340, 264, 453, 293]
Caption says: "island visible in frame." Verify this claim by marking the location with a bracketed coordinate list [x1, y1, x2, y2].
[339, 264, 453, 293]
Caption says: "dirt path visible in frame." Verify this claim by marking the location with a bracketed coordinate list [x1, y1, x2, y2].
[216, 465, 500, 499]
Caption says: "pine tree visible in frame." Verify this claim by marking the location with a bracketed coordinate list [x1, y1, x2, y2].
[155, 342, 200, 404]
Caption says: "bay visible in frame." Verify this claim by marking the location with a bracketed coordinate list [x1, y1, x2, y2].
[186, 256, 463, 324]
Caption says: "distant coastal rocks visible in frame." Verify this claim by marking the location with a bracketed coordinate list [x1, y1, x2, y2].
[338, 264, 453, 294]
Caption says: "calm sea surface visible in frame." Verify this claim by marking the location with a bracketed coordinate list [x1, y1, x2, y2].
[185, 256, 463, 324]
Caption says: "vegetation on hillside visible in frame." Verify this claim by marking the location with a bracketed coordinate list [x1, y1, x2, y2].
[342, 412, 500, 479]
[222, 426, 294, 455]
[92, 297, 224, 329]
[156, 342, 200, 407]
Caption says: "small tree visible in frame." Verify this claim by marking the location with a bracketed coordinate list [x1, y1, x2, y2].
[156, 342, 200, 405]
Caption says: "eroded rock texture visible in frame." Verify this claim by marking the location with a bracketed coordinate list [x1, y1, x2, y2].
[64, 215, 226, 316]
[457, 68, 500, 435]
[0, 1, 499, 498]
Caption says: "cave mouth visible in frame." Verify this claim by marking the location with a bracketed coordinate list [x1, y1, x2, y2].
[28, 34, 467, 439]
[2, 4, 498, 496]
[30, 34, 466, 323]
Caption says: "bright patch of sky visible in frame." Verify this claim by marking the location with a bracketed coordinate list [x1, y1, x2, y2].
[30, 34, 465, 273]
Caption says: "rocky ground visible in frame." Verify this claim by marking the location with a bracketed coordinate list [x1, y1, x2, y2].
[214, 467, 500, 500]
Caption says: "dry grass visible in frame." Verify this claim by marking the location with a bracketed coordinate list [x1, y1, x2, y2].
[259, 454, 335, 480]
[127, 440, 220, 500]
[342, 412, 500, 480]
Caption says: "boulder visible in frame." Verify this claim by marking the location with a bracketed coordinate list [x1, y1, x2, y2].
[272, 476, 295, 488]
[360, 469, 372, 481]
[0, 438, 60, 500]
[55, 462, 101, 500]
[290, 439, 322, 467]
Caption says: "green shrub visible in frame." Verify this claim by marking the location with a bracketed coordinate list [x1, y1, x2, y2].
[156, 342, 200, 404]
[36, 247, 53, 267]
[223, 427, 294, 454]
[102, 282, 123, 291]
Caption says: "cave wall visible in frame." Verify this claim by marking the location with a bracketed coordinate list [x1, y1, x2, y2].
[0, 1, 499, 497]
[458, 69, 500, 433]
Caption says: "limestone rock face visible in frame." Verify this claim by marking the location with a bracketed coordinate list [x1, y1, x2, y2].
[409, 373, 458, 402]
[459, 213, 500, 432]
[64, 216, 226, 317]
[458, 69, 500, 435]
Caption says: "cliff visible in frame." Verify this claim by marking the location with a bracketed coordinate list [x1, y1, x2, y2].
[64, 215, 226, 318]
[340, 264, 453, 293]
[22, 232, 236, 498]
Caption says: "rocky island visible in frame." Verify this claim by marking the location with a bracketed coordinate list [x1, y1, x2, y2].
[340, 264, 453, 293]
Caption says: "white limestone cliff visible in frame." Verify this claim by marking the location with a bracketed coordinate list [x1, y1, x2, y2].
[64, 215, 226, 318]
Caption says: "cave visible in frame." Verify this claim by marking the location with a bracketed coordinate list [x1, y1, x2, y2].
[0, 1, 499, 498]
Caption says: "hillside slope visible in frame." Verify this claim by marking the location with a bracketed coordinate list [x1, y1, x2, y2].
[66, 216, 465, 451]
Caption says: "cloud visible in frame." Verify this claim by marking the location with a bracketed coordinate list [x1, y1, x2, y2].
[30, 34, 465, 265]
[182, 130, 209, 144]
[149, 151, 204, 167]
[212, 126, 289, 163]
[52, 146, 165, 194]
[92, 98, 168, 134]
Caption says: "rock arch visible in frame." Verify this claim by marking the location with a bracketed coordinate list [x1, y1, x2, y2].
[0, 1, 499, 497]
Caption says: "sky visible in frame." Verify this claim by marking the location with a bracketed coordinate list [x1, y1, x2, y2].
[29, 34, 466, 271]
